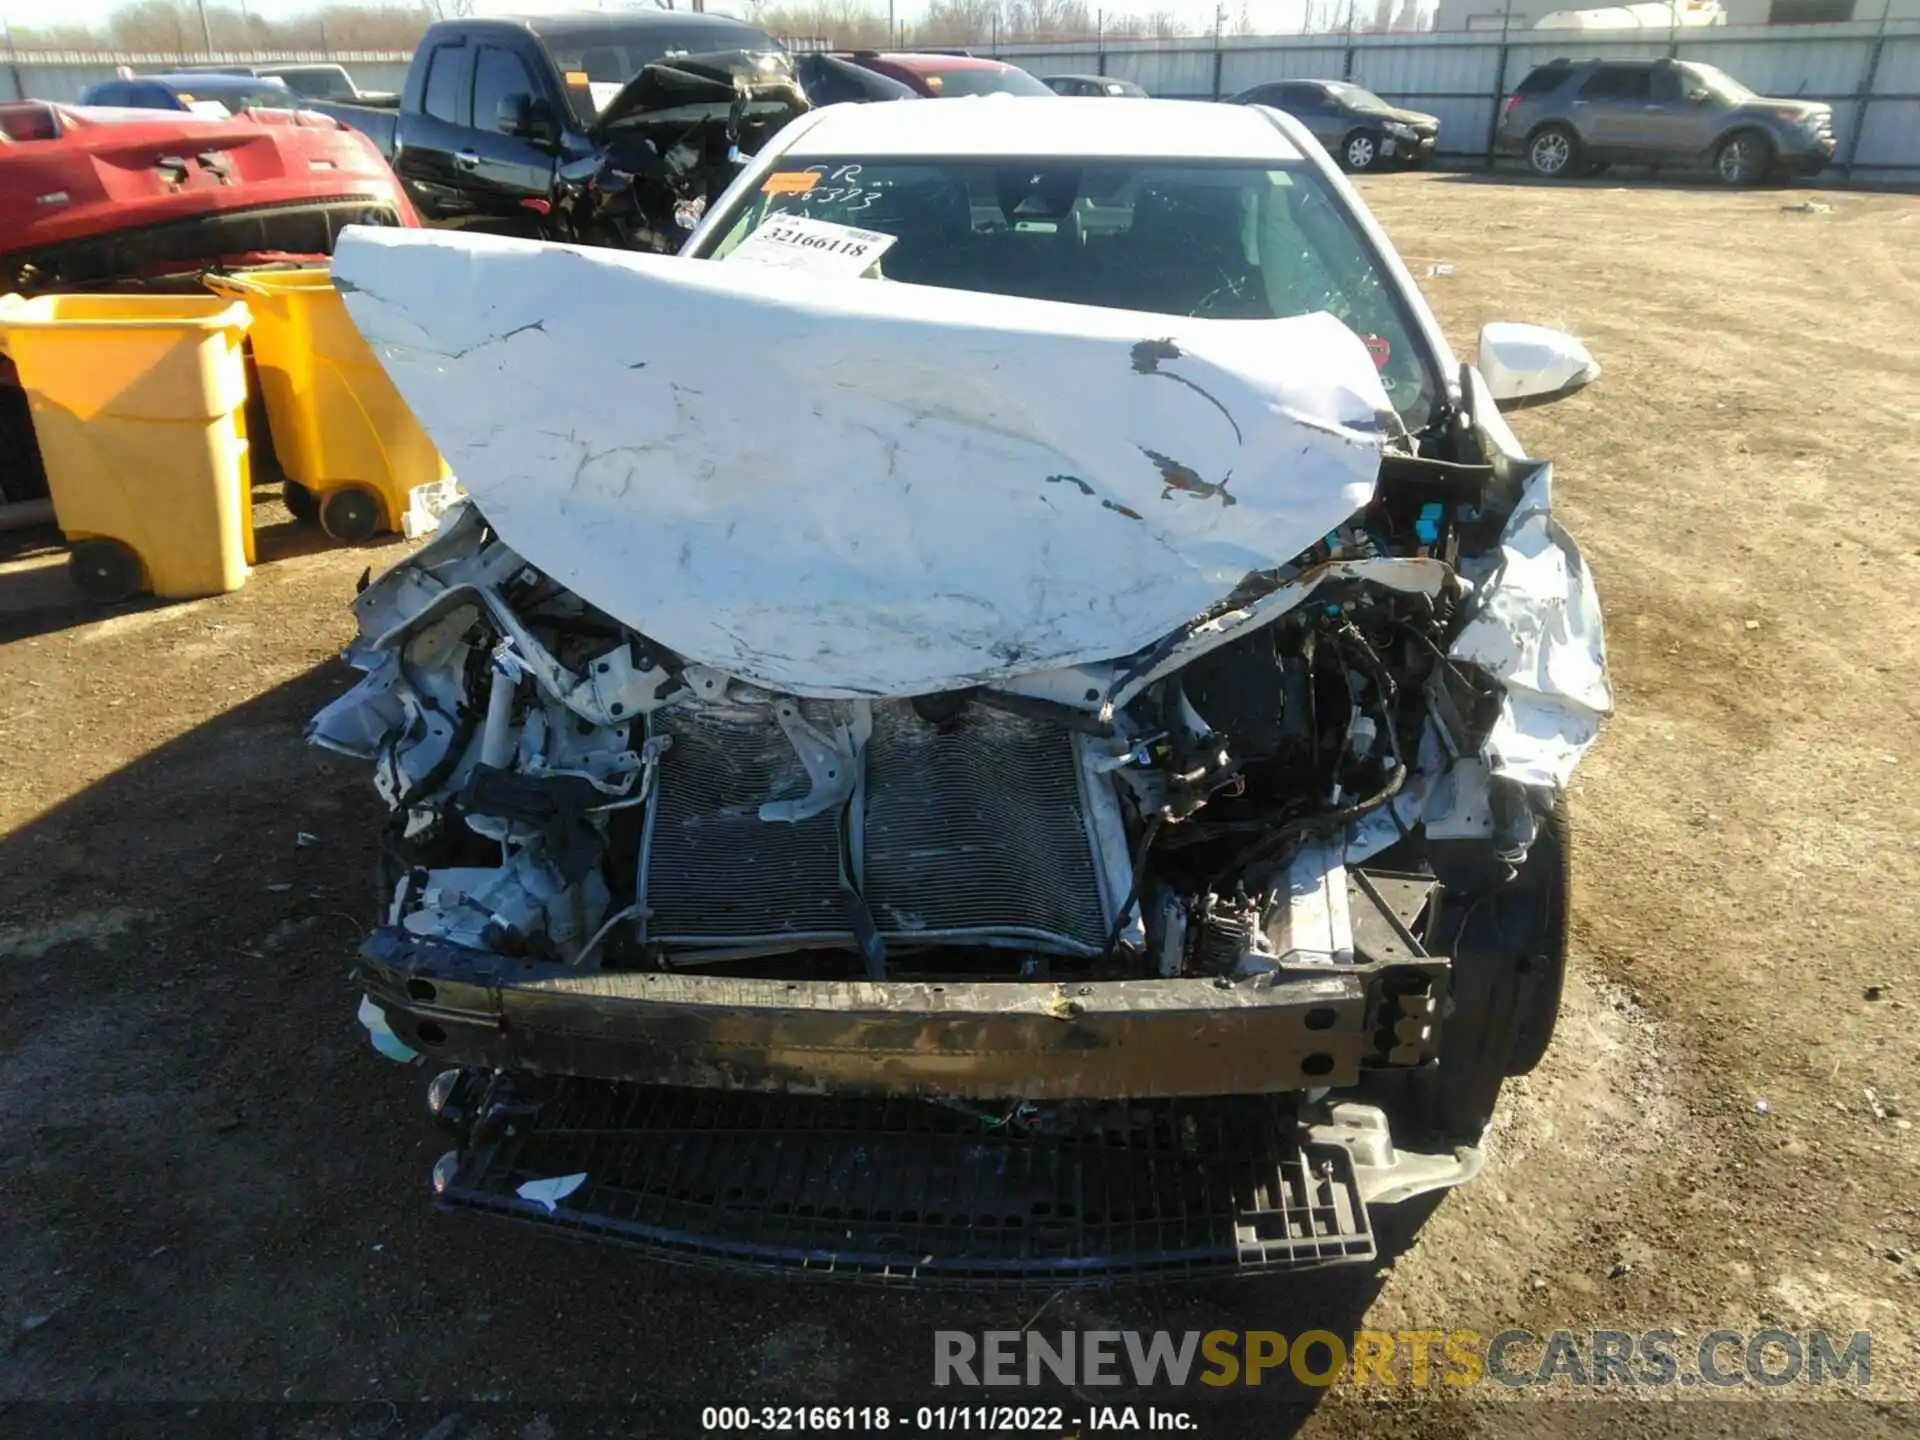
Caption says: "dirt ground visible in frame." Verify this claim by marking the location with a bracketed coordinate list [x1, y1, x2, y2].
[1, 173, 1916, 1440]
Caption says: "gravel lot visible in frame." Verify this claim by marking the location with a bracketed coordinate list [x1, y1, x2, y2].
[1, 172, 1915, 1439]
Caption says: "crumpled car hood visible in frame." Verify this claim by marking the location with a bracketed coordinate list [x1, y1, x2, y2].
[588, 48, 804, 137]
[331, 226, 1394, 697]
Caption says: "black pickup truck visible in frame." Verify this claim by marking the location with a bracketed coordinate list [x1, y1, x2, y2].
[317, 10, 910, 246]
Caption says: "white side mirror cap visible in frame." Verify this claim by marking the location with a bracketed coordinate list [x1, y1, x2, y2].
[1477, 322, 1601, 410]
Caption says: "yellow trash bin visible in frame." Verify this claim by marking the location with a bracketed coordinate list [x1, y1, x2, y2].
[0, 292, 254, 602]
[206, 269, 454, 542]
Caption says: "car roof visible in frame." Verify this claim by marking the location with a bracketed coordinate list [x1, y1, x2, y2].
[482, 10, 770, 40]
[778, 96, 1304, 161]
[1236, 77, 1338, 97]
[872, 52, 1023, 74]
[1041, 72, 1109, 83]
[145, 72, 290, 91]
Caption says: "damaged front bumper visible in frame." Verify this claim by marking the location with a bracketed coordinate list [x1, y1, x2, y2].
[360, 912, 1441, 1101]
[361, 870, 1480, 1284]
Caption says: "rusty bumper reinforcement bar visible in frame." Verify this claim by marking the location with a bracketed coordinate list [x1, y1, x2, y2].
[358, 931, 1382, 1099]
[433, 1077, 1376, 1285]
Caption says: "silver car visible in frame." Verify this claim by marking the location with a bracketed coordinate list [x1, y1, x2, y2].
[1042, 73, 1148, 97]
[1497, 57, 1835, 184]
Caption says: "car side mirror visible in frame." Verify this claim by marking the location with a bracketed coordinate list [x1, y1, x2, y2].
[1477, 322, 1601, 411]
[1687, 88, 1711, 104]
[497, 92, 556, 142]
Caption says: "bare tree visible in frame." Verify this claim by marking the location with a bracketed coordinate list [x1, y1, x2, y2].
[8, 1, 434, 51]
[754, 0, 889, 46]
[4, 0, 1207, 57]
[920, 0, 1005, 44]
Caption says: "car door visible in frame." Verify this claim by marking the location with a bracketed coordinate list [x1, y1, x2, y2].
[1286, 85, 1348, 152]
[464, 43, 562, 234]
[1248, 84, 1320, 147]
[1573, 65, 1655, 154]
[395, 39, 476, 222]
[1645, 63, 1720, 158]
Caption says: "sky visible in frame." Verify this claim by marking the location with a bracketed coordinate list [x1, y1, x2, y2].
[9, 0, 1326, 40]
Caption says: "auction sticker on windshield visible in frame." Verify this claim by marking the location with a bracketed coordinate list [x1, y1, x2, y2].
[725, 213, 895, 278]
[762, 171, 820, 194]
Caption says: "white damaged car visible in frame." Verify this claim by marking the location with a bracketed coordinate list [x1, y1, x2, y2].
[316, 97, 1610, 1284]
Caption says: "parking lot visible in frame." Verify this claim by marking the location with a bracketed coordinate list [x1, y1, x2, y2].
[1, 171, 1915, 1436]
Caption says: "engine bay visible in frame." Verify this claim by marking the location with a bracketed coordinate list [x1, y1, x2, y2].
[313, 457, 1542, 993]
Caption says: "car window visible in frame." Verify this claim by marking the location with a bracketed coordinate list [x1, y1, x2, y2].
[228, 86, 294, 111]
[1327, 82, 1391, 111]
[83, 82, 129, 106]
[474, 46, 539, 132]
[922, 67, 1054, 97]
[423, 43, 474, 126]
[272, 67, 350, 98]
[541, 22, 779, 123]
[1515, 65, 1573, 96]
[1650, 68, 1684, 103]
[1687, 62, 1755, 102]
[1579, 67, 1652, 101]
[703, 157, 1437, 426]
[796, 53, 917, 105]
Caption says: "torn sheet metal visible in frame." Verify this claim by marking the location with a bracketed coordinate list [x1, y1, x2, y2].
[1449, 464, 1612, 789]
[332, 226, 1391, 698]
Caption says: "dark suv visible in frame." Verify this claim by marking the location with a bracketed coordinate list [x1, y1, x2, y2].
[1497, 57, 1835, 184]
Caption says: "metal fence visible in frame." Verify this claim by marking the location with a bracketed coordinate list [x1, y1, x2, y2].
[991, 19, 1920, 181]
[0, 49, 413, 105]
[4, 25, 1916, 181]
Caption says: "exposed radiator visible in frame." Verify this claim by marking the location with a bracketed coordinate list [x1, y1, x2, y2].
[862, 703, 1109, 952]
[637, 698, 1114, 956]
[637, 702, 851, 947]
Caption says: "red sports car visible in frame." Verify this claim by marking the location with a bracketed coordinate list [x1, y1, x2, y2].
[0, 100, 416, 505]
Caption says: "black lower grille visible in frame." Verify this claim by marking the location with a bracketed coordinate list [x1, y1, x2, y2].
[436, 1081, 1375, 1286]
